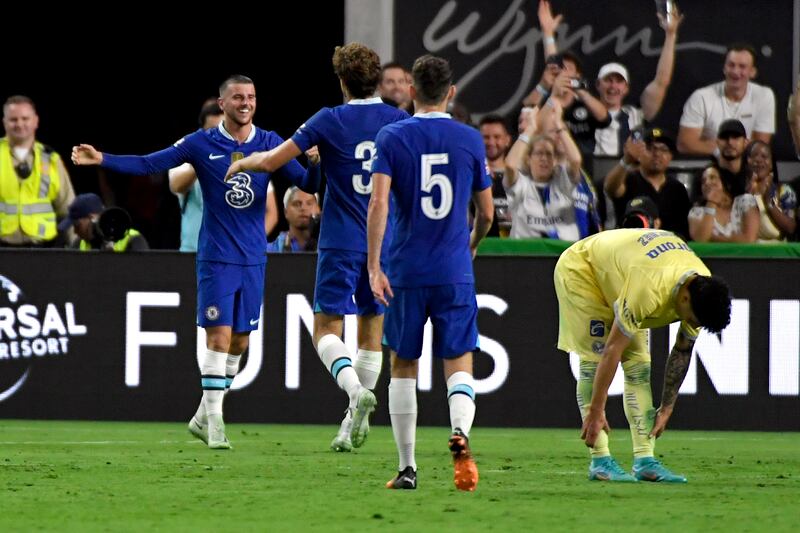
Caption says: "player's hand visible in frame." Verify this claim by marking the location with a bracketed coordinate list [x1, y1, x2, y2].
[580, 409, 610, 447]
[649, 405, 673, 439]
[71, 144, 103, 166]
[305, 146, 321, 166]
[224, 161, 243, 182]
[369, 269, 394, 306]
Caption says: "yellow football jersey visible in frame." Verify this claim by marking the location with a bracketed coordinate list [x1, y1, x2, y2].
[559, 228, 710, 340]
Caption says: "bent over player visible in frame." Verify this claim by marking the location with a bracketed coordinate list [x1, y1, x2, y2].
[554, 228, 731, 482]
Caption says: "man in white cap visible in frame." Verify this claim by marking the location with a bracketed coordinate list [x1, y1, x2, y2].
[594, 5, 683, 158]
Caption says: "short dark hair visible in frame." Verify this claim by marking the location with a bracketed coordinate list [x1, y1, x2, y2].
[726, 43, 758, 68]
[560, 50, 584, 76]
[411, 54, 452, 106]
[219, 75, 254, 96]
[688, 275, 732, 334]
[478, 114, 509, 132]
[381, 61, 408, 77]
[333, 43, 382, 99]
[198, 100, 223, 128]
[3, 95, 36, 114]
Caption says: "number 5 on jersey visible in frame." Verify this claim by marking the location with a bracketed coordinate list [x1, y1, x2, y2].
[421, 153, 453, 219]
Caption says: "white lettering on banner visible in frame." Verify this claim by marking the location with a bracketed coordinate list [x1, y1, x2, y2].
[285, 294, 315, 389]
[0, 274, 88, 402]
[475, 294, 510, 394]
[283, 293, 510, 394]
[669, 299, 750, 395]
[769, 301, 799, 395]
[125, 292, 179, 387]
[195, 306, 264, 390]
[422, 0, 727, 119]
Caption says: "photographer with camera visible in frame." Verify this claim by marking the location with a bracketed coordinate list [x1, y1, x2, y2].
[59, 193, 149, 251]
[266, 186, 319, 253]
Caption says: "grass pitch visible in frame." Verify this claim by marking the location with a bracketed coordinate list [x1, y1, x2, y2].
[0, 420, 797, 532]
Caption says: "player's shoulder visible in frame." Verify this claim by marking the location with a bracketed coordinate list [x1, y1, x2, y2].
[376, 117, 413, 138]
[251, 126, 285, 148]
[174, 128, 207, 148]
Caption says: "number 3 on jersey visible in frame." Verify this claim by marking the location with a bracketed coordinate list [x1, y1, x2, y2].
[421, 153, 453, 219]
[353, 141, 376, 194]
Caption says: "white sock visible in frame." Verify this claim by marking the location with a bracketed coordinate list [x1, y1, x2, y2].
[193, 402, 206, 425]
[354, 349, 382, 390]
[201, 349, 227, 416]
[225, 353, 242, 391]
[446, 371, 476, 436]
[317, 334, 362, 406]
[389, 378, 417, 471]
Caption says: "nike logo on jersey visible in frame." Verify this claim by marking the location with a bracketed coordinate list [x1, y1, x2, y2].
[208, 154, 225, 160]
[249, 318, 260, 326]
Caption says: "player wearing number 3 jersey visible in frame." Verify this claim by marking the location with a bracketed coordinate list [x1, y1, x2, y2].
[368, 54, 494, 491]
[225, 44, 408, 454]
[72, 75, 316, 450]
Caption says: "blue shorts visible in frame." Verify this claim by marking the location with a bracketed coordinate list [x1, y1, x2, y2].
[314, 249, 384, 316]
[197, 261, 265, 332]
[383, 284, 479, 360]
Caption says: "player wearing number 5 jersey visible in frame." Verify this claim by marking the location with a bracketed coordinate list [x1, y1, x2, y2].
[225, 44, 408, 453]
[72, 75, 317, 450]
[368, 55, 494, 491]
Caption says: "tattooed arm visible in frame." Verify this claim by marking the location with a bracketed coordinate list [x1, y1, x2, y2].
[650, 328, 695, 438]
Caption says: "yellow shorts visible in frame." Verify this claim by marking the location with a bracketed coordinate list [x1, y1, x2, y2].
[553, 250, 650, 363]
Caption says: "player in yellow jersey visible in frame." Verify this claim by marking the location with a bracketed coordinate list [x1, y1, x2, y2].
[554, 228, 731, 482]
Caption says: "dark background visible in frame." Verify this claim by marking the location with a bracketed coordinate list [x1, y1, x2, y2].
[0, 6, 346, 247]
[0, 251, 797, 431]
[395, 0, 797, 160]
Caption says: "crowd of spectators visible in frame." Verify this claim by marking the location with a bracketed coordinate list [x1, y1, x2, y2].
[2, 1, 800, 251]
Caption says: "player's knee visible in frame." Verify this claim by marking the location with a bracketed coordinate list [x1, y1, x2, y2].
[206, 329, 232, 352]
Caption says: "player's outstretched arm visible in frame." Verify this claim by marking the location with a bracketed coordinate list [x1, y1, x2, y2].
[650, 328, 694, 438]
[71, 144, 103, 166]
[367, 172, 393, 306]
[581, 321, 631, 447]
[225, 140, 304, 181]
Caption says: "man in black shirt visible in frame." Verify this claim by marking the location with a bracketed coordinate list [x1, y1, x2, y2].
[604, 128, 691, 239]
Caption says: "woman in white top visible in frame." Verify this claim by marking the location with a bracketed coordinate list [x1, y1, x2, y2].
[744, 140, 797, 242]
[688, 164, 758, 242]
[503, 100, 583, 240]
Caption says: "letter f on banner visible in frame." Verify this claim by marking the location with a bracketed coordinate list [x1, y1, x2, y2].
[125, 292, 180, 387]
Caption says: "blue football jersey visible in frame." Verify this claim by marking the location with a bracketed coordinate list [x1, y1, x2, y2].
[291, 97, 409, 252]
[102, 122, 308, 265]
[371, 112, 492, 288]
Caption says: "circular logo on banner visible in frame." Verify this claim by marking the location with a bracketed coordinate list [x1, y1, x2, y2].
[0, 274, 87, 403]
[205, 306, 220, 321]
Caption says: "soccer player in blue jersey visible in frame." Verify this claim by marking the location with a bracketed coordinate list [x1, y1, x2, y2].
[367, 54, 494, 491]
[225, 43, 409, 452]
[72, 75, 316, 449]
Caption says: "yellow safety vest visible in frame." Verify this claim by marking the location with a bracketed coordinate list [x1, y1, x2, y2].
[79, 229, 141, 252]
[0, 138, 62, 240]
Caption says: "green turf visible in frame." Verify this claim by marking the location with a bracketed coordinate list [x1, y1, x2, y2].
[0, 421, 797, 532]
